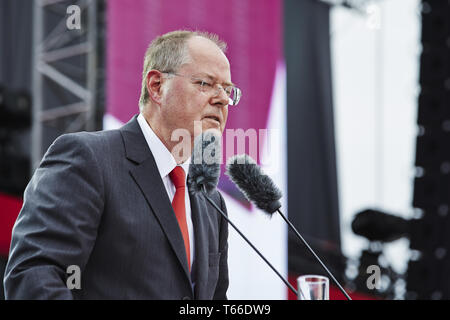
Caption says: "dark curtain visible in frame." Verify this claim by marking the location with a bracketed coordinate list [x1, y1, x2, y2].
[0, 0, 32, 91]
[285, 0, 343, 276]
[0, 256, 6, 300]
[0, 1, 32, 196]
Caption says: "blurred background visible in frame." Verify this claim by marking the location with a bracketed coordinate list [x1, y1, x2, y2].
[0, 0, 447, 300]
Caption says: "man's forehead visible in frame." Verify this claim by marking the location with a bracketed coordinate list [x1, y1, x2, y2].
[187, 37, 229, 65]
[184, 38, 231, 81]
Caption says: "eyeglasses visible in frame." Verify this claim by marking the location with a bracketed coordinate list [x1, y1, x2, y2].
[163, 72, 242, 106]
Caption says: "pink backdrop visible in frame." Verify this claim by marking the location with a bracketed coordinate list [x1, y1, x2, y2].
[106, 0, 283, 198]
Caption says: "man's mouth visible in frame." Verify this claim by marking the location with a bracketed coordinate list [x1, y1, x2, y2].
[203, 115, 221, 124]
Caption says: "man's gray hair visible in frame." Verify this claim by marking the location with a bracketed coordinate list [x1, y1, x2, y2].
[139, 30, 227, 110]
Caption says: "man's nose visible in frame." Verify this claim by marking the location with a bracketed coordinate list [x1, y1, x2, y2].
[211, 85, 229, 107]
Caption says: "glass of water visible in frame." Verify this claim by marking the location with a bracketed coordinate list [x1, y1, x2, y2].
[297, 275, 329, 300]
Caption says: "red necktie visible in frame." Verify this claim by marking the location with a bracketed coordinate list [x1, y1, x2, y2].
[169, 166, 190, 271]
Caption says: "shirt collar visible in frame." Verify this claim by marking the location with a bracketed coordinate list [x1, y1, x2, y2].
[137, 113, 191, 181]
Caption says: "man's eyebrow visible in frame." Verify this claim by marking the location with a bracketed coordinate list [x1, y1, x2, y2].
[196, 73, 235, 87]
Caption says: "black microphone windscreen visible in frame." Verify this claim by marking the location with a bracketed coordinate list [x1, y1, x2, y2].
[351, 209, 410, 242]
[188, 130, 222, 194]
[225, 154, 282, 214]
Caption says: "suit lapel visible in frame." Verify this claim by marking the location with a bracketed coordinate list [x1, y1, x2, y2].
[189, 191, 208, 299]
[120, 115, 192, 284]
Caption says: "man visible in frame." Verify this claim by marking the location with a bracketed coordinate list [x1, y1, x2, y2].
[4, 30, 241, 299]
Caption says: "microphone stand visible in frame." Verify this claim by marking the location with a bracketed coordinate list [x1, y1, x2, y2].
[200, 185, 300, 298]
[276, 208, 352, 300]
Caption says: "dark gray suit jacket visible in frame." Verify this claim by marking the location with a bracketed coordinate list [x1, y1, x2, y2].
[3, 115, 229, 299]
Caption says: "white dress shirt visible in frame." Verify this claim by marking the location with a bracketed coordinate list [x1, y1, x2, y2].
[137, 113, 194, 269]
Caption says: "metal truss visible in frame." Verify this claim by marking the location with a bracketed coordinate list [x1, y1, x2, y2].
[31, 0, 99, 170]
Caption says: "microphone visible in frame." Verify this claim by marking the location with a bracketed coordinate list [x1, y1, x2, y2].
[226, 154, 352, 300]
[225, 154, 282, 214]
[352, 209, 410, 243]
[187, 129, 222, 195]
[188, 131, 298, 297]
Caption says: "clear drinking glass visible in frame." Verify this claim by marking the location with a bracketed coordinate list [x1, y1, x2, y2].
[297, 275, 329, 300]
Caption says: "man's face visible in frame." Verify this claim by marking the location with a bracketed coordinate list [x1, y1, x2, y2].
[159, 36, 231, 142]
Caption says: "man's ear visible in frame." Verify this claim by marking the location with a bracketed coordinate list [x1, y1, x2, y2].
[146, 70, 164, 104]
